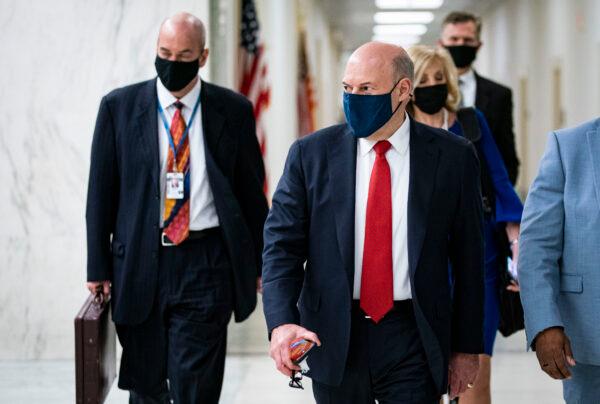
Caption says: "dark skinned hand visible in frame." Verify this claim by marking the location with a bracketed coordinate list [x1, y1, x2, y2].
[534, 327, 576, 380]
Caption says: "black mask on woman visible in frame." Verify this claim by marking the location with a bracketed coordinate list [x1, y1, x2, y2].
[155, 56, 200, 92]
[413, 84, 449, 115]
[445, 45, 478, 68]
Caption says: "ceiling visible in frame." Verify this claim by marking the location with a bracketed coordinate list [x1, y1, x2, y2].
[321, 0, 500, 52]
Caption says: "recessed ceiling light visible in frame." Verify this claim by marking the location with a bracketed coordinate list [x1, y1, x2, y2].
[372, 34, 421, 46]
[373, 24, 428, 36]
[375, 0, 444, 9]
[374, 11, 435, 24]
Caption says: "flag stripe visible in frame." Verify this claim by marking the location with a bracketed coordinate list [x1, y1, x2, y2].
[239, 0, 270, 194]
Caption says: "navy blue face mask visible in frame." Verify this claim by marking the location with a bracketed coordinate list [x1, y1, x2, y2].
[343, 80, 403, 138]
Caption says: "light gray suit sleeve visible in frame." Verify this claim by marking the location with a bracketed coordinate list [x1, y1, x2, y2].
[519, 131, 565, 348]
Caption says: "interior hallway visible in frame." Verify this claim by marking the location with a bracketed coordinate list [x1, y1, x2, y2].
[1, 1, 598, 403]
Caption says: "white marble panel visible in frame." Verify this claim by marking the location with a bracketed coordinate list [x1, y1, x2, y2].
[0, 0, 210, 359]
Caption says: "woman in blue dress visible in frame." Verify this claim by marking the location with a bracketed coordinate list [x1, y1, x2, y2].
[407, 45, 523, 404]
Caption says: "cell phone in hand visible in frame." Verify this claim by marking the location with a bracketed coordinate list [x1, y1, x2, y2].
[288, 338, 315, 389]
[290, 338, 315, 364]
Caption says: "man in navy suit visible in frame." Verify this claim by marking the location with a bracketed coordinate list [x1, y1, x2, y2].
[85, 12, 268, 403]
[262, 42, 484, 403]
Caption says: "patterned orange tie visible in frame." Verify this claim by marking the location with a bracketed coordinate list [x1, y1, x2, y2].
[163, 101, 190, 245]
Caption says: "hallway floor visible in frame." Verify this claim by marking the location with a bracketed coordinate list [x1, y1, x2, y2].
[0, 332, 563, 404]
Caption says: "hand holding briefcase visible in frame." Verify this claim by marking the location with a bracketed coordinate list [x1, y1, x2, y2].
[74, 292, 116, 404]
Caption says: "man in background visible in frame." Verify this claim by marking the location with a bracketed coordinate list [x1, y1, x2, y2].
[439, 11, 520, 184]
[85, 12, 268, 403]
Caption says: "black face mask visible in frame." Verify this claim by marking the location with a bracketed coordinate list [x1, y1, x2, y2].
[445, 45, 478, 68]
[413, 84, 448, 115]
[155, 55, 200, 92]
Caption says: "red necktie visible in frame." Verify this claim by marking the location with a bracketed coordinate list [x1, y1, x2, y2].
[360, 140, 393, 323]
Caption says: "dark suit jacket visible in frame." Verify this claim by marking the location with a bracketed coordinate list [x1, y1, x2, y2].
[475, 72, 519, 184]
[262, 119, 484, 394]
[86, 78, 268, 325]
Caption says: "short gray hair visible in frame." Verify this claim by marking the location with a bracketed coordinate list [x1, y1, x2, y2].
[393, 53, 414, 82]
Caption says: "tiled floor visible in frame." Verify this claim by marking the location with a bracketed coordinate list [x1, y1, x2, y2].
[0, 332, 564, 403]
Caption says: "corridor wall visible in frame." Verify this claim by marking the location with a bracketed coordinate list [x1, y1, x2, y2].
[477, 0, 600, 194]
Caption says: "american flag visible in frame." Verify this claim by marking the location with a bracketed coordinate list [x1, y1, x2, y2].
[297, 31, 316, 137]
[239, 0, 270, 193]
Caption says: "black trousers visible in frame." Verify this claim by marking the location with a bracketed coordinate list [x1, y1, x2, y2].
[115, 229, 233, 404]
[312, 301, 439, 404]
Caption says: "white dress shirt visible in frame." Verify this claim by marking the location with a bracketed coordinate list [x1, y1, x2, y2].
[353, 114, 411, 300]
[459, 68, 477, 108]
[156, 78, 219, 230]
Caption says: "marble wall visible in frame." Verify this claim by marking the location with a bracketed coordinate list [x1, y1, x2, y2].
[0, 0, 345, 360]
[0, 0, 210, 359]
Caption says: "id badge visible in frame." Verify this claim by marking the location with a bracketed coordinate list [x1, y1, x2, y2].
[166, 172, 184, 199]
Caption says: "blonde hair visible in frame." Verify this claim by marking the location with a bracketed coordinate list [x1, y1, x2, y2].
[407, 45, 461, 112]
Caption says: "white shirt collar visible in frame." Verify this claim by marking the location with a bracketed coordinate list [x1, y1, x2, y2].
[358, 113, 411, 157]
[459, 68, 476, 86]
[156, 76, 202, 111]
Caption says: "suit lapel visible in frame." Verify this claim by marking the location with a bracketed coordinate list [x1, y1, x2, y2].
[587, 123, 600, 212]
[327, 127, 357, 285]
[474, 72, 491, 113]
[200, 81, 227, 164]
[135, 79, 160, 194]
[407, 120, 440, 279]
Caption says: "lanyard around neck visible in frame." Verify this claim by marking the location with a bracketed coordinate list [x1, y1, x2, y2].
[157, 93, 201, 171]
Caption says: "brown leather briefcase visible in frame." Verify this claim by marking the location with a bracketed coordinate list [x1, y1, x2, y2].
[75, 293, 117, 404]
